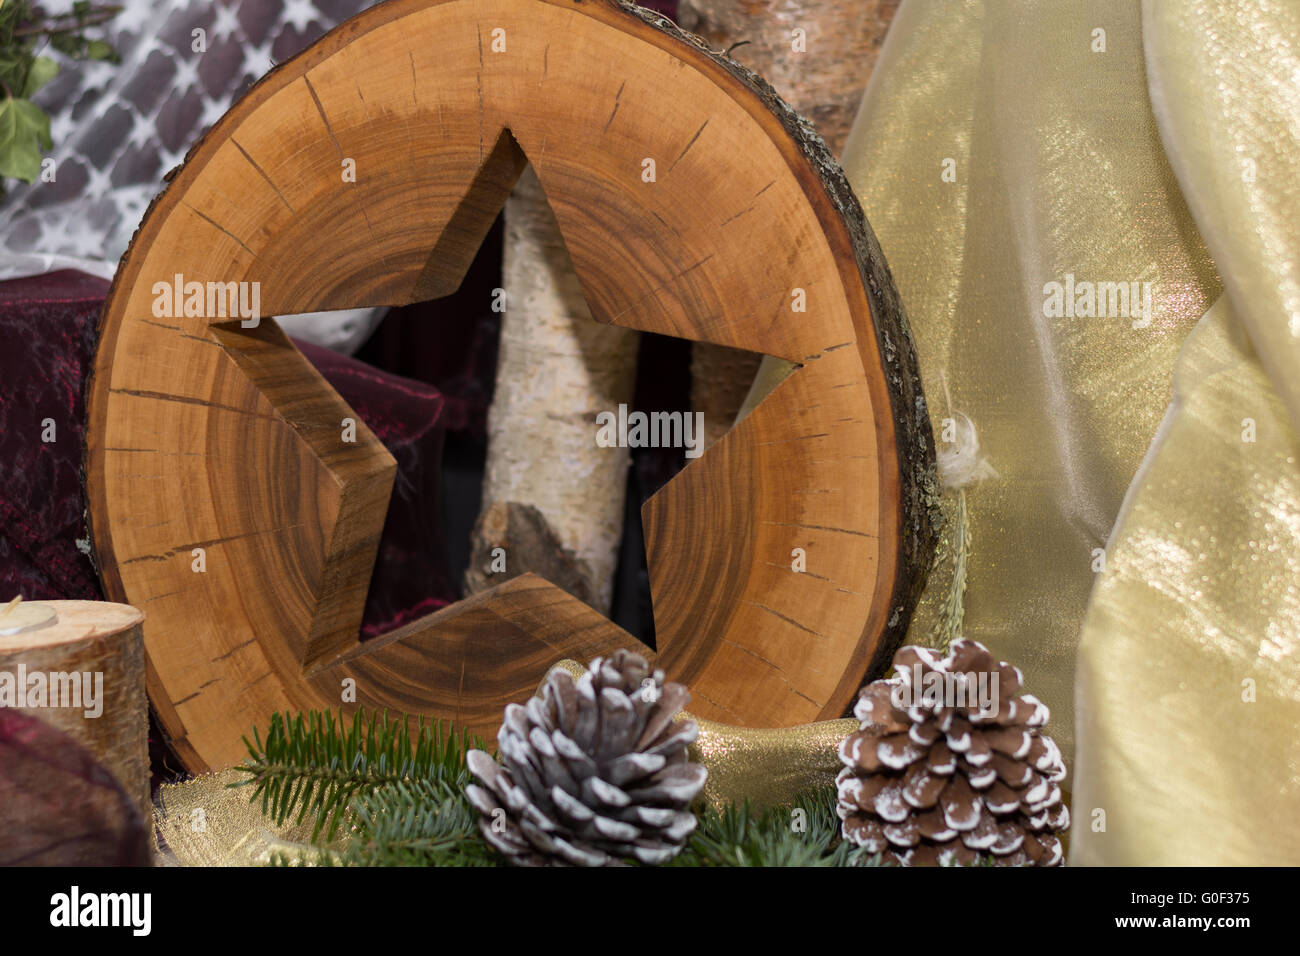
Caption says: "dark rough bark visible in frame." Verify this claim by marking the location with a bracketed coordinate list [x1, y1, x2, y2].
[465, 501, 598, 609]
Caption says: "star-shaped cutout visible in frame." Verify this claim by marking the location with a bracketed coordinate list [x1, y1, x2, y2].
[113, 1, 157, 37]
[50, 111, 79, 146]
[36, 212, 71, 253]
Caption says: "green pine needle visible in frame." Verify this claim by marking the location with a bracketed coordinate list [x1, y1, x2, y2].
[673, 786, 882, 868]
[233, 709, 480, 843]
[346, 779, 502, 867]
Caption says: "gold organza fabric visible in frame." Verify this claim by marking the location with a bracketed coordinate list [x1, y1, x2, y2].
[841, 0, 1299, 864]
[1070, 0, 1300, 865]
[840, 0, 1220, 771]
[1072, 297, 1300, 865]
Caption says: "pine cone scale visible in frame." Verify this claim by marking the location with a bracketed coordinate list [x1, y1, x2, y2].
[837, 639, 1069, 866]
[468, 651, 707, 866]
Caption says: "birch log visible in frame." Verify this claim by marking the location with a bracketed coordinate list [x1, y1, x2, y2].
[468, 167, 640, 613]
[0, 600, 150, 822]
[681, 0, 902, 440]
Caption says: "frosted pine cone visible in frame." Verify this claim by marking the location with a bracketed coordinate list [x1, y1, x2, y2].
[836, 639, 1069, 866]
[466, 650, 707, 866]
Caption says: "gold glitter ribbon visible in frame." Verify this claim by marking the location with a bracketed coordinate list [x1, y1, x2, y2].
[1070, 0, 1300, 865]
[840, 0, 1221, 769]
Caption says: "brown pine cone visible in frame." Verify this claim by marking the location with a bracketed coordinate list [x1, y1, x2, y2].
[466, 650, 707, 866]
[836, 639, 1069, 866]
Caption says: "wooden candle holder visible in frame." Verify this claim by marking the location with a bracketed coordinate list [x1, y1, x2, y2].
[0, 600, 150, 820]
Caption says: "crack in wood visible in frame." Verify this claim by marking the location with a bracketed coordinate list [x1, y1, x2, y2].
[604, 79, 625, 131]
[120, 525, 306, 565]
[231, 136, 296, 214]
[743, 599, 822, 638]
[212, 638, 257, 662]
[666, 118, 708, 173]
[762, 560, 833, 582]
[606, 252, 715, 324]
[719, 637, 822, 709]
[108, 387, 280, 422]
[140, 317, 181, 331]
[182, 202, 257, 257]
[476, 24, 484, 158]
[754, 432, 830, 446]
[691, 687, 742, 721]
[302, 71, 399, 284]
[762, 520, 877, 538]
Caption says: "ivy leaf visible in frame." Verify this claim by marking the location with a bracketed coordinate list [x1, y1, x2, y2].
[0, 96, 53, 183]
[0, 51, 28, 94]
[22, 55, 59, 98]
[85, 40, 116, 62]
[49, 33, 82, 57]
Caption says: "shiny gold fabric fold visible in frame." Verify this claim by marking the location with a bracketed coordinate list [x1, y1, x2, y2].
[1071, 299, 1300, 864]
[840, 0, 1220, 770]
[1142, 0, 1300, 433]
[1071, 0, 1300, 865]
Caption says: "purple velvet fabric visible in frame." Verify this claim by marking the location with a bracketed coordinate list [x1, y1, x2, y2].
[0, 270, 458, 635]
[0, 271, 104, 603]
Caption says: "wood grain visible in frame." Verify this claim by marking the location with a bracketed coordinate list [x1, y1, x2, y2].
[85, 0, 936, 771]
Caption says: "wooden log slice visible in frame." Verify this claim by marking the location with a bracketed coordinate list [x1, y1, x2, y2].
[85, 0, 937, 771]
[0, 600, 150, 821]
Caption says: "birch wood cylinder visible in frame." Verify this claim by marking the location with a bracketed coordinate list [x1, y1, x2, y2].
[681, 0, 902, 443]
[678, 0, 900, 154]
[0, 600, 150, 822]
[474, 167, 640, 612]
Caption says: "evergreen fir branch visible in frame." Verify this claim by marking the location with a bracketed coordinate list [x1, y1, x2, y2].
[346, 779, 501, 867]
[265, 847, 340, 867]
[233, 709, 480, 843]
[673, 787, 881, 867]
